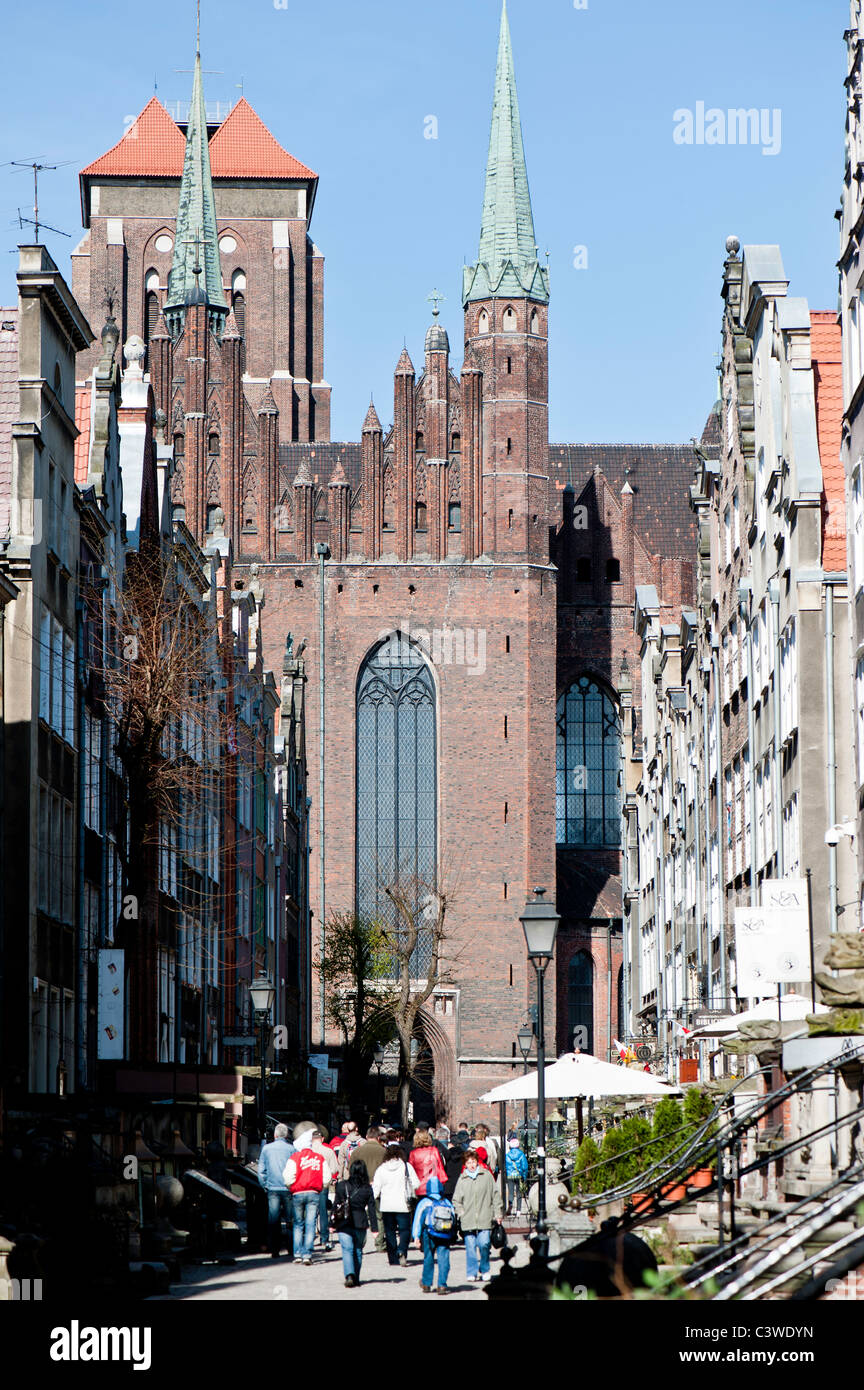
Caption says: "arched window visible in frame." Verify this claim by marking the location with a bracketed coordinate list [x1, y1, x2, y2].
[173, 433, 185, 460]
[450, 432, 461, 453]
[356, 635, 437, 974]
[556, 676, 621, 846]
[568, 952, 594, 1054]
[478, 310, 489, 335]
[415, 431, 425, 453]
[530, 309, 540, 335]
[144, 270, 160, 347]
[415, 501, 427, 532]
[208, 432, 220, 457]
[232, 270, 246, 337]
[503, 306, 517, 330]
[448, 501, 461, 532]
[606, 557, 621, 582]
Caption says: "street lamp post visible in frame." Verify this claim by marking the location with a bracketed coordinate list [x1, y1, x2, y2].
[517, 1022, 533, 1134]
[520, 887, 559, 1256]
[373, 1043, 385, 1123]
[249, 974, 275, 1142]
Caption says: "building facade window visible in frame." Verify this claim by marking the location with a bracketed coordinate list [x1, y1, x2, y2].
[556, 676, 621, 846]
[356, 635, 436, 974]
[567, 951, 594, 1054]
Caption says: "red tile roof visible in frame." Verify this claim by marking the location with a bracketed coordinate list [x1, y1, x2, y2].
[74, 385, 92, 485]
[80, 97, 186, 178]
[208, 99, 316, 180]
[0, 309, 19, 537]
[810, 311, 846, 572]
[80, 96, 316, 184]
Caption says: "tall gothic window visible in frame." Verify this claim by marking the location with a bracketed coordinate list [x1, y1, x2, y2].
[356, 635, 436, 974]
[568, 951, 594, 1054]
[556, 676, 621, 846]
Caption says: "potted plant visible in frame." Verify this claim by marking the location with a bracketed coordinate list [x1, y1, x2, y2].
[682, 1087, 716, 1189]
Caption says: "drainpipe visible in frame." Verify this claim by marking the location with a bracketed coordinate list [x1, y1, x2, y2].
[315, 542, 330, 1040]
[739, 583, 758, 907]
[619, 732, 630, 1038]
[769, 583, 784, 876]
[654, 777, 667, 1068]
[701, 659, 712, 1001]
[75, 593, 87, 1093]
[825, 579, 839, 937]
[711, 636, 728, 1005]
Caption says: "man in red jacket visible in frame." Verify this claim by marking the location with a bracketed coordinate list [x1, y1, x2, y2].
[284, 1130, 326, 1264]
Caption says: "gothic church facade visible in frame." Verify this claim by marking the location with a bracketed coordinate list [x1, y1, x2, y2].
[72, 5, 697, 1117]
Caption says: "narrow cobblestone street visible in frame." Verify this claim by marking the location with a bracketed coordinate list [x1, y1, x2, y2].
[159, 1236, 533, 1302]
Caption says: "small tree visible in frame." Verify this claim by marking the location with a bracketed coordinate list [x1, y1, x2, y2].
[320, 912, 395, 1101]
[619, 1115, 652, 1184]
[599, 1125, 631, 1191]
[649, 1096, 684, 1169]
[377, 873, 453, 1127]
[572, 1136, 602, 1195]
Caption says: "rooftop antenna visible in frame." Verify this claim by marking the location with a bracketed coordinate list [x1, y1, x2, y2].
[9, 160, 74, 241]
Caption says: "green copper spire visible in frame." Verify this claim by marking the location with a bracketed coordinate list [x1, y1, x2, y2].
[463, 1, 548, 306]
[165, 39, 227, 337]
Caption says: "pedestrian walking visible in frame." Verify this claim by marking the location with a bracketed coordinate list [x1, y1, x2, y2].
[470, 1124, 500, 1174]
[311, 1126, 339, 1251]
[332, 1159, 378, 1288]
[442, 1140, 467, 1200]
[372, 1144, 420, 1267]
[504, 1136, 528, 1215]
[453, 1148, 503, 1282]
[347, 1126, 388, 1251]
[408, 1128, 447, 1196]
[257, 1123, 295, 1259]
[412, 1176, 456, 1295]
[283, 1128, 327, 1264]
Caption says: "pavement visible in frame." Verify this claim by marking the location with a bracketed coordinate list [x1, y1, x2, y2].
[158, 1234, 535, 1302]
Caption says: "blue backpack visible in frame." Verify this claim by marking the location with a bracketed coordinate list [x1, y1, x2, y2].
[425, 1196, 456, 1243]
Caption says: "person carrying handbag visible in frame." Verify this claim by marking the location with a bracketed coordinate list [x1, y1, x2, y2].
[371, 1144, 420, 1266]
[332, 1158, 378, 1288]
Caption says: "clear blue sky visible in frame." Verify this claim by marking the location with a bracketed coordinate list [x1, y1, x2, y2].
[0, 0, 846, 444]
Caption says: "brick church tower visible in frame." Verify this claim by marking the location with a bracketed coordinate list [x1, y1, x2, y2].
[73, 41, 330, 557]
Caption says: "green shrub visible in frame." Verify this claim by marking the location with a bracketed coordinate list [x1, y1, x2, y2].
[682, 1086, 717, 1167]
[649, 1096, 684, 1166]
[572, 1137, 601, 1195]
[619, 1115, 652, 1183]
[599, 1125, 631, 1189]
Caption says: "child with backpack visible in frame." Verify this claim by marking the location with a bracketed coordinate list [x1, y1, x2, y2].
[411, 1175, 455, 1295]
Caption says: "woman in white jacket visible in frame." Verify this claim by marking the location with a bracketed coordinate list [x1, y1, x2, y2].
[372, 1145, 420, 1266]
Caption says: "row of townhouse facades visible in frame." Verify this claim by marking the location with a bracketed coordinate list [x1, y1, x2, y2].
[0, 246, 309, 1149]
[624, 234, 857, 1068]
